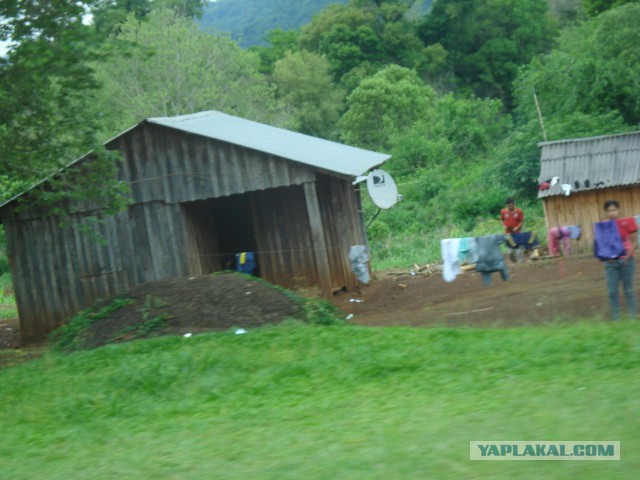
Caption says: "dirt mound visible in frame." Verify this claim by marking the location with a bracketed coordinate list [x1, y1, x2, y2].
[1, 253, 625, 356]
[74, 273, 304, 349]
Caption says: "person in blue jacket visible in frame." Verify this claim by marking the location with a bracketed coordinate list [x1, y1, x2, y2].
[600, 200, 638, 319]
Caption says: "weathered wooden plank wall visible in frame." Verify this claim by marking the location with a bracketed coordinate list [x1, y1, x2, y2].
[3, 201, 191, 342]
[182, 201, 222, 275]
[543, 186, 640, 252]
[115, 125, 316, 203]
[316, 174, 367, 292]
[1, 122, 372, 342]
[246, 178, 365, 294]
[251, 185, 319, 291]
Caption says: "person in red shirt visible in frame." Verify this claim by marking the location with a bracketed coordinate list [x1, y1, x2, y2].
[501, 198, 525, 263]
[603, 200, 637, 319]
[500, 198, 524, 234]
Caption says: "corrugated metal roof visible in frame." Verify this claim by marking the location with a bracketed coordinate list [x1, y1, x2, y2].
[537, 130, 640, 198]
[146, 111, 391, 177]
[0, 111, 391, 211]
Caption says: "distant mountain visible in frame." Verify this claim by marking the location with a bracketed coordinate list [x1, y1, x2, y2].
[200, 0, 349, 47]
[200, 0, 433, 48]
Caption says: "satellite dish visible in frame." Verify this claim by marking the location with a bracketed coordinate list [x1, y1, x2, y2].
[366, 169, 401, 210]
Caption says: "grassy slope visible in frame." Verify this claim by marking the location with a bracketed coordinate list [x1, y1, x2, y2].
[1, 321, 638, 479]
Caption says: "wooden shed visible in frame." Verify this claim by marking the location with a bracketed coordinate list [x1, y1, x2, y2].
[0, 111, 391, 343]
[538, 130, 640, 251]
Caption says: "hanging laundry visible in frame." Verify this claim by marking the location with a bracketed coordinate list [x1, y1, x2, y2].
[441, 237, 478, 282]
[475, 235, 510, 285]
[458, 237, 478, 264]
[506, 231, 539, 249]
[539, 181, 550, 191]
[441, 238, 461, 282]
[561, 184, 572, 196]
[551, 176, 560, 186]
[566, 225, 582, 239]
[505, 231, 539, 263]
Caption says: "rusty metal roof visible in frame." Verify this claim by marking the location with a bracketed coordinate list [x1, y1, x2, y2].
[537, 130, 640, 198]
[146, 111, 390, 177]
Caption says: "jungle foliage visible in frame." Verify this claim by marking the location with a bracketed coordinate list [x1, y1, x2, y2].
[1, 0, 639, 267]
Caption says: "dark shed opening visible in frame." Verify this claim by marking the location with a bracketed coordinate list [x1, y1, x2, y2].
[182, 193, 258, 276]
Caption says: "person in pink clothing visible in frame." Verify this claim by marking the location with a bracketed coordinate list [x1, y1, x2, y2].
[547, 226, 571, 256]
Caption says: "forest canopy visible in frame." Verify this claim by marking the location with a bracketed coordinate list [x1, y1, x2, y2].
[1, 0, 638, 265]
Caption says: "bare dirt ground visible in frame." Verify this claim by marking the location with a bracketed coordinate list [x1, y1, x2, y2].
[333, 253, 613, 327]
[0, 317, 20, 349]
[0, 254, 622, 360]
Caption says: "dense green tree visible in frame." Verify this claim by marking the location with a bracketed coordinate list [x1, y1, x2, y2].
[366, 93, 512, 233]
[0, 0, 127, 211]
[319, 24, 382, 79]
[91, 0, 206, 37]
[548, 0, 584, 26]
[339, 65, 436, 150]
[299, 4, 375, 52]
[249, 28, 300, 75]
[89, 9, 285, 140]
[499, 3, 640, 199]
[419, 0, 557, 108]
[583, 0, 639, 16]
[388, 94, 510, 184]
[299, 1, 426, 85]
[272, 51, 344, 138]
[513, 2, 640, 127]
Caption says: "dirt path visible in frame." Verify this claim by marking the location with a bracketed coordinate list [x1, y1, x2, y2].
[333, 254, 616, 327]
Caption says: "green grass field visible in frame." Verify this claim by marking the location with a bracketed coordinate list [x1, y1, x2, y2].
[1, 320, 638, 479]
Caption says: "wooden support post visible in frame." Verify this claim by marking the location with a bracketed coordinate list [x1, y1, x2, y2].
[304, 181, 333, 297]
